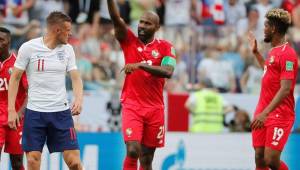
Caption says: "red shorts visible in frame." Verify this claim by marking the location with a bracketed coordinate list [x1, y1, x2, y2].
[0, 120, 23, 154]
[122, 104, 165, 148]
[252, 120, 294, 151]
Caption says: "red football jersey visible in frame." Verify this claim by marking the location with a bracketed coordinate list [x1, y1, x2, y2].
[254, 43, 298, 125]
[119, 29, 176, 108]
[0, 53, 28, 126]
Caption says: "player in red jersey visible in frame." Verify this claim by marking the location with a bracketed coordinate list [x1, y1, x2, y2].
[248, 9, 297, 170]
[0, 27, 27, 170]
[107, 0, 176, 169]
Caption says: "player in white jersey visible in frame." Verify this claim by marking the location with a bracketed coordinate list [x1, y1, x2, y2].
[7, 11, 83, 170]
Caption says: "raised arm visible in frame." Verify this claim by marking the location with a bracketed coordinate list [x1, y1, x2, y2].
[107, 0, 127, 41]
[248, 32, 265, 69]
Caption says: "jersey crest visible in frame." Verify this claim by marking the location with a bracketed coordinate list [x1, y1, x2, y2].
[57, 51, 66, 62]
[151, 50, 159, 58]
[8, 67, 13, 75]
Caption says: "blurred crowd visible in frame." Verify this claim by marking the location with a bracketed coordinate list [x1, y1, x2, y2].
[1, 0, 300, 95]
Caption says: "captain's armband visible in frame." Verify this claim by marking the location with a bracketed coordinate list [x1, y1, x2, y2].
[161, 56, 176, 68]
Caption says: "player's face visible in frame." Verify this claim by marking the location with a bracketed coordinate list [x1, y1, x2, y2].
[138, 15, 158, 42]
[0, 32, 10, 54]
[57, 21, 72, 44]
[264, 20, 273, 43]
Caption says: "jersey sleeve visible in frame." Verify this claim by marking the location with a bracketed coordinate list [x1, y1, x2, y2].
[14, 44, 30, 70]
[119, 28, 136, 47]
[66, 45, 78, 72]
[279, 51, 297, 80]
[161, 42, 177, 67]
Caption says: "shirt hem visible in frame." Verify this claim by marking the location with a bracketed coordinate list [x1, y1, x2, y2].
[26, 106, 70, 113]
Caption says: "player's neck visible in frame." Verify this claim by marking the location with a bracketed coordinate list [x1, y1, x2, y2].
[140, 37, 155, 45]
[271, 36, 286, 48]
[43, 34, 60, 50]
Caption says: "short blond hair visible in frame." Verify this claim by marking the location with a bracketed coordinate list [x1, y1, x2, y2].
[46, 11, 72, 27]
[265, 8, 291, 35]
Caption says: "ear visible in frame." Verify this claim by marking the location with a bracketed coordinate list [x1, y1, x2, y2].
[155, 24, 160, 31]
[53, 25, 60, 34]
[271, 25, 276, 34]
[56, 27, 61, 34]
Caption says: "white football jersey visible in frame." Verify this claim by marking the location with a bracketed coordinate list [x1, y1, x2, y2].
[15, 37, 77, 112]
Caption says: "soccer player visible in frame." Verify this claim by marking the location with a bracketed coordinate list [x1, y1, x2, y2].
[0, 27, 27, 170]
[7, 12, 83, 170]
[107, 0, 176, 169]
[248, 8, 297, 170]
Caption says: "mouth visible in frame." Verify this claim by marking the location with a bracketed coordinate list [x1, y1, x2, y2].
[138, 29, 146, 36]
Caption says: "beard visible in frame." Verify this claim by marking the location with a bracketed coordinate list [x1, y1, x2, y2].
[264, 35, 272, 43]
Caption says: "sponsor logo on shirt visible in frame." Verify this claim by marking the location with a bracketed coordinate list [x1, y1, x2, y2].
[36, 55, 44, 59]
[269, 56, 275, 64]
[286, 61, 294, 71]
[126, 128, 132, 137]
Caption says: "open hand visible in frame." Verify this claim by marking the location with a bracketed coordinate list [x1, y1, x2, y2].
[71, 98, 82, 116]
[8, 109, 20, 130]
[250, 113, 267, 130]
[248, 31, 258, 54]
[121, 63, 141, 74]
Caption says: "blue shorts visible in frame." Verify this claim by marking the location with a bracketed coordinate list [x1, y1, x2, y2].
[22, 108, 79, 153]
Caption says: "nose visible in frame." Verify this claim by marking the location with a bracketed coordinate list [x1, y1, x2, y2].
[139, 22, 146, 29]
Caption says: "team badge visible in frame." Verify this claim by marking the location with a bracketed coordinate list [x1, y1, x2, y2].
[57, 51, 65, 61]
[269, 56, 275, 64]
[8, 67, 13, 75]
[151, 50, 159, 58]
[126, 128, 132, 137]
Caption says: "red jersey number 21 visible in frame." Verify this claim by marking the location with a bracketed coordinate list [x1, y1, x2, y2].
[0, 78, 8, 91]
[37, 59, 45, 71]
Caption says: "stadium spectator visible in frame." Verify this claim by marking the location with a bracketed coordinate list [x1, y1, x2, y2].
[224, 0, 246, 27]
[30, 0, 66, 26]
[236, 7, 262, 42]
[185, 78, 230, 133]
[253, 0, 273, 37]
[129, 0, 156, 33]
[281, 0, 300, 13]
[197, 45, 236, 93]
[240, 59, 263, 94]
[165, 46, 188, 93]
[218, 38, 245, 91]
[84, 64, 113, 90]
[0, 0, 37, 49]
[163, 0, 195, 49]
[225, 107, 251, 132]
